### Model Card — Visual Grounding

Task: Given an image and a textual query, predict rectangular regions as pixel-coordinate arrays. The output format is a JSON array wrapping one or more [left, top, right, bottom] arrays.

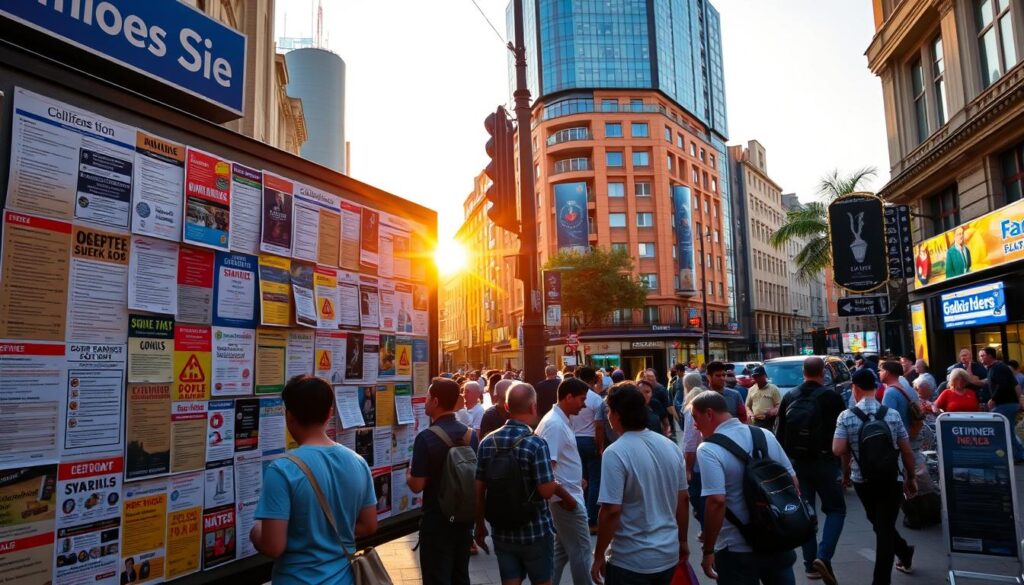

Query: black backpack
[[780, 386, 827, 460], [704, 427, 815, 553], [483, 430, 536, 529], [850, 405, 899, 483]]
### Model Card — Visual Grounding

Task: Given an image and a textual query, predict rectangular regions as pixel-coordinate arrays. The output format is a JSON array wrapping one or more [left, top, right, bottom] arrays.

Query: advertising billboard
[[842, 331, 879, 353], [910, 302, 930, 366], [940, 281, 1007, 329], [828, 193, 889, 292], [554, 182, 589, 252], [672, 185, 696, 291]]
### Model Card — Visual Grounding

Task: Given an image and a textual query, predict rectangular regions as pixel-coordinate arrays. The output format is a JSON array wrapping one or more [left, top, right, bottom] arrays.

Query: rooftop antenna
[[314, 0, 324, 49]]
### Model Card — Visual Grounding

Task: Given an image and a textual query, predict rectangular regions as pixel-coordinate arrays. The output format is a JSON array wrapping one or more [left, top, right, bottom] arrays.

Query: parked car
[[762, 355, 852, 397], [731, 362, 763, 389]]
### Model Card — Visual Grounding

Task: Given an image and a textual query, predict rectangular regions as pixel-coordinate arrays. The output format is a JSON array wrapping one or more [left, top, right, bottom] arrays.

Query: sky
[[275, 0, 890, 240]]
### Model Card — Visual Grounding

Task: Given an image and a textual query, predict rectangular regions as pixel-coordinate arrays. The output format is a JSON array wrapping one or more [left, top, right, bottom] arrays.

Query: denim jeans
[[418, 508, 472, 585], [792, 458, 846, 570], [688, 472, 705, 528], [714, 548, 796, 585], [494, 534, 554, 583], [604, 563, 675, 585], [993, 403, 1024, 461], [576, 436, 601, 525], [550, 501, 592, 585], [854, 481, 912, 585]]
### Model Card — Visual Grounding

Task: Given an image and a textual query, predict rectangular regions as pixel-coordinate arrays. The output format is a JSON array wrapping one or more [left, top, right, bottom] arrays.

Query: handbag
[[670, 560, 700, 585], [285, 455, 394, 585]]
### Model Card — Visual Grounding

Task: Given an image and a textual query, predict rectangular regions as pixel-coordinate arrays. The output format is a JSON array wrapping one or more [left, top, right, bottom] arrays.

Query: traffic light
[[484, 106, 519, 235]]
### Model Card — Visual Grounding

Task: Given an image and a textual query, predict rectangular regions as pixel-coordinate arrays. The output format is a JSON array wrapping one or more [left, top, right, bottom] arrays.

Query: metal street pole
[[777, 316, 783, 357], [511, 0, 545, 385], [698, 230, 710, 364]]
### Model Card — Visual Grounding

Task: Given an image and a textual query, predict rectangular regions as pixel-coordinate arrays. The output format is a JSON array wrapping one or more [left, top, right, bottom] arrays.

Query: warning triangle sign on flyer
[[179, 354, 206, 382], [319, 351, 332, 370], [398, 347, 410, 367], [321, 298, 335, 319]]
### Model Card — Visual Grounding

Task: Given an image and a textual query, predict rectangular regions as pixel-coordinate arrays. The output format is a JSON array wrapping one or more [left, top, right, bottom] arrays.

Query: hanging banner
[[172, 325, 211, 400], [67, 226, 129, 343], [132, 131, 185, 241], [125, 383, 172, 481], [290, 262, 318, 328], [212, 252, 258, 329], [211, 327, 255, 397], [176, 246, 215, 324], [913, 197, 1024, 289], [910, 302, 929, 369], [314, 266, 340, 330], [672, 185, 696, 291], [254, 328, 287, 395], [0, 465, 58, 584], [257, 254, 292, 327], [259, 173, 294, 257], [828, 192, 889, 293], [183, 147, 231, 251], [360, 208, 380, 272], [884, 204, 914, 280], [63, 343, 127, 458], [229, 163, 262, 256], [339, 201, 361, 271], [0, 211, 72, 341], [127, 315, 175, 383], [543, 270, 562, 327], [128, 235, 178, 316], [554, 182, 589, 252], [0, 342, 67, 467]]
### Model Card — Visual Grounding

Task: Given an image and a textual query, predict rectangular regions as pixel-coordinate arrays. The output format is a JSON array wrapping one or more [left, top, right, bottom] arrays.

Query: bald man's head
[[462, 380, 482, 407], [507, 382, 537, 416], [493, 379, 515, 405]]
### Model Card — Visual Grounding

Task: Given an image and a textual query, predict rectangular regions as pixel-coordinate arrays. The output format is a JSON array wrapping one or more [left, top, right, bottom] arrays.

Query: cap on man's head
[[752, 365, 767, 376], [852, 368, 877, 391]]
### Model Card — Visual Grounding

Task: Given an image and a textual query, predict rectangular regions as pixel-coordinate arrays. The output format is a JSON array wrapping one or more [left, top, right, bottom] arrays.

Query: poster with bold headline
[[183, 147, 231, 251]]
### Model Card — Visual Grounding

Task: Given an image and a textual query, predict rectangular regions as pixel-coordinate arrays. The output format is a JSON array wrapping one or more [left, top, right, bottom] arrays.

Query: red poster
[[202, 504, 236, 569], [183, 148, 231, 251], [176, 246, 215, 324]]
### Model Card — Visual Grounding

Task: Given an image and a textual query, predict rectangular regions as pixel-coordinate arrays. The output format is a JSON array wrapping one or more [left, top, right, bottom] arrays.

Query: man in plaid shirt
[[474, 383, 573, 585]]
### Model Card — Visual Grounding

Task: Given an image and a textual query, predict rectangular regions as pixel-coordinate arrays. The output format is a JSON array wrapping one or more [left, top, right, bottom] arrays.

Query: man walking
[[480, 378, 514, 438], [592, 383, 689, 585], [706, 361, 749, 423], [407, 378, 479, 585], [979, 347, 1024, 462], [573, 366, 606, 531], [774, 358, 846, 584], [474, 383, 570, 585], [834, 370, 917, 585], [536, 378, 592, 584], [879, 361, 912, 427], [535, 365, 562, 420], [745, 366, 781, 430]]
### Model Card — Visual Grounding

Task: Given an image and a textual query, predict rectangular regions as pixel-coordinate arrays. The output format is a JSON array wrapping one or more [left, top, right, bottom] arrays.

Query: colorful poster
[[260, 173, 294, 256], [212, 252, 258, 329], [254, 328, 287, 395], [393, 426, 413, 464], [412, 397, 429, 432], [165, 472, 203, 580], [0, 211, 72, 341], [378, 213, 410, 280], [363, 334, 381, 385], [172, 325, 211, 400], [394, 384, 413, 425], [176, 246, 215, 324], [8, 88, 134, 226], [127, 315, 174, 383], [334, 387, 366, 429], [0, 342, 67, 467], [354, 429, 374, 467], [395, 336, 413, 379], [170, 401, 207, 474], [183, 147, 231, 251], [378, 335, 397, 380], [211, 327, 255, 397], [344, 332, 365, 384], [233, 399, 260, 453], [120, 479, 167, 584], [339, 201, 361, 271], [132, 131, 185, 241], [290, 262, 318, 328], [672, 185, 697, 292], [125, 384, 171, 481], [554, 182, 589, 252], [358, 386, 377, 427], [63, 343, 127, 458], [292, 182, 341, 263], [257, 254, 292, 326], [412, 338, 430, 395], [391, 464, 417, 514], [378, 280, 396, 332], [285, 329, 315, 381], [359, 208, 380, 271], [127, 235, 178, 315], [206, 401, 236, 463], [372, 467, 392, 520], [258, 398, 286, 456], [0, 465, 58, 585], [394, 283, 414, 334], [315, 331, 347, 385], [54, 456, 123, 584], [375, 385, 395, 427], [229, 163, 262, 255], [203, 460, 235, 510], [359, 277, 380, 330], [201, 505, 236, 569], [67, 225, 129, 343], [910, 302, 930, 368], [337, 271, 361, 329], [314, 266, 340, 329], [412, 284, 429, 337]]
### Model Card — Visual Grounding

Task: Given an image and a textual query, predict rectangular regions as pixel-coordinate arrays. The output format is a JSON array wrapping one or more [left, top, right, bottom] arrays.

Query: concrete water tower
[[284, 47, 346, 174]]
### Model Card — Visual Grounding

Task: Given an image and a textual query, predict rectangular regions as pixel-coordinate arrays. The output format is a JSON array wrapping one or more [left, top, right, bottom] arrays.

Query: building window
[[611, 242, 629, 254], [911, 58, 929, 144], [642, 305, 660, 324], [640, 273, 658, 289], [1001, 141, 1024, 203], [553, 157, 590, 173], [709, 154, 716, 167], [699, 148, 706, 162], [635, 182, 651, 196], [976, 0, 1018, 87], [633, 151, 650, 167], [605, 123, 623, 138], [673, 306, 682, 323], [664, 126, 672, 142], [713, 229, 719, 243], [932, 36, 948, 126], [677, 134, 684, 148], [630, 98, 644, 112], [631, 123, 649, 138], [690, 142, 697, 157], [636, 212, 654, 227], [711, 177, 718, 192], [607, 151, 624, 167], [638, 242, 656, 257], [692, 168, 700, 183], [609, 213, 627, 228], [611, 308, 631, 324], [926, 186, 960, 235], [608, 182, 625, 197], [601, 99, 619, 112]]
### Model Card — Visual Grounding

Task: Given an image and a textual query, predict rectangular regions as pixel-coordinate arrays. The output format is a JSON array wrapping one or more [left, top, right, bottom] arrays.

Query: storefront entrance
[[952, 322, 1024, 364]]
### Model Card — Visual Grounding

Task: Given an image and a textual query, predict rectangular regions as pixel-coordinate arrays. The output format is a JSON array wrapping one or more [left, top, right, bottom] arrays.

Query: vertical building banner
[[672, 186, 696, 292], [910, 302, 929, 367], [543, 271, 562, 327], [554, 182, 589, 252]]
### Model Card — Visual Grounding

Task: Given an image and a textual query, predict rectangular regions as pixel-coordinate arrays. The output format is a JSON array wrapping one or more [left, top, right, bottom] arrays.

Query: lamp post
[[792, 309, 800, 355], [697, 227, 711, 364], [776, 315, 784, 358]]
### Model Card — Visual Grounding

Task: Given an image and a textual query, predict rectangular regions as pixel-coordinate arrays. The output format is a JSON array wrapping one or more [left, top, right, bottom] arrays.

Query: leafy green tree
[[770, 167, 877, 280], [544, 248, 648, 328]]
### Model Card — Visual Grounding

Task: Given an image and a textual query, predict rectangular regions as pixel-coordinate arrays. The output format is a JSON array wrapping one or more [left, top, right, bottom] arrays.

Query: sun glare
[[435, 239, 468, 276]]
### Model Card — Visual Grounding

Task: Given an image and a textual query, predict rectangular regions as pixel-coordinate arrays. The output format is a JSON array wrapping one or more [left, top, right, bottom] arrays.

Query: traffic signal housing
[[484, 106, 519, 235]]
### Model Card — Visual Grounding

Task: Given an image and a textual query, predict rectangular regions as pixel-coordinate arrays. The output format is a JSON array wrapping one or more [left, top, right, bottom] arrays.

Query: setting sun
[[435, 238, 468, 277]]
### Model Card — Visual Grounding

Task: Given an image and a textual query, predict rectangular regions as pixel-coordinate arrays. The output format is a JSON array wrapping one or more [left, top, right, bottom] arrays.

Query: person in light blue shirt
[[879, 361, 911, 427], [252, 375, 378, 585]]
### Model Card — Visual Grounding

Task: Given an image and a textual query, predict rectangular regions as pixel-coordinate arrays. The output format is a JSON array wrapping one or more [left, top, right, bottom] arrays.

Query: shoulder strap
[[749, 426, 768, 459], [850, 406, 869, 423], [284, 454, 354, 560], [429, 425, 454, 448], [462, 428, 473, 446], [703, 433, 750, 464], [877, 405, 888, 419]]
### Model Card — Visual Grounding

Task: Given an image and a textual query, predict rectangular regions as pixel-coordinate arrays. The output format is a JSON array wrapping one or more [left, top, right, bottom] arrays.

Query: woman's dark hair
[[558, 377, 590, 400], [429, 377, 461, 411], [282, 375, 334, 426], [606, 382, 647, 431]]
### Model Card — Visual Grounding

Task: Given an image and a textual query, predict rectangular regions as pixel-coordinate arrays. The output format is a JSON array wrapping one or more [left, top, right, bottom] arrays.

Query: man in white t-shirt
[[592, 382, 689, 584], [455, 381, 485, 435], [572, 366, 606, 530], [537, 377, 591, 585]]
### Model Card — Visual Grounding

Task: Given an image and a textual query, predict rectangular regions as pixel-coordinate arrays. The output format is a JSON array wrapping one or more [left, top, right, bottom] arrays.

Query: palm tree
[[770, 167, 877, 280]]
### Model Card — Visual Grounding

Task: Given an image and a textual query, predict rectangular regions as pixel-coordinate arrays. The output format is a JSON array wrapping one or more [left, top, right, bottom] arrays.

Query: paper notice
[[292, 182, 338, 262], [211, 326, 255, 396], [334, 386, 366, 429], [8, 88, 134, 228], [258, 398, 286, 456], [120, 479, 168, 584], [176, 246, 214, 324], [170, 401, 207, 474], [63, 343, 127, 458], [337, 429, 356, 451], [165, 471, 203, 580], [396, 336, 413, 380], [0, 211, 72, 341], [212, 252, 258, 328], [55, 456, 123, 530], [394, 383, 414, 425], [378, 334, 397, 380], [392, 232, 412, 281], [128, 235, 178, 315], [363, 334, 380, 385], [314, 266, 340, 329], [339, 201, 361, 271], [288, 198, 316, 261], [358, 386, 377, 427], [359, 277, 380, 330], [359, 208, 380, 272], [257, 254, 292, 327], [343, 332, 365, 383], [412, 284, 429, 337], [183, 147, 231, 251], [54, 518, 123, 584], [337, 270, 361, 329], [314, 330, 346, 385], [202, 504, 236, 569], [233, 451, 262, 560], [373, 466, 392, 519], [412, 338, 430, 395], [229, 163, 262, 255], [260, 173, 293, 256], [0, 465, 58, 584], [290, 262, 317, 328], [127, 315, 174, 383], [285, 329, 314, 381], [172, 325, 211, 400], [354, 429, 374, 467], [233, 398, 260, 452], [319, 210, 341, 267], [373, 428, 393, 470], [378, 230, 394, 279], [125, 383, 171, 481], [412, 397, 429, 432], [133, 131, 185, 241], [67, 225, 129, 343], [391, 464, 417, 514], [206, 400, 236, 463], [203, 460, 234, 513], [375, 384, 395, 427], [254, 328, 287, 395], [379, 280, 396, 332], [394, 283, 414, 334], [0, 341, 67, 467], [393, 426, 413, 465]]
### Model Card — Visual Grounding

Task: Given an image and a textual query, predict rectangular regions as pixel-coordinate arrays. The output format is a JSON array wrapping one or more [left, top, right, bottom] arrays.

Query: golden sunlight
[[434, 238, 468, 276]]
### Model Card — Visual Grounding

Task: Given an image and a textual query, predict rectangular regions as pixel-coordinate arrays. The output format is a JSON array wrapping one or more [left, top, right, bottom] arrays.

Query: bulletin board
[[0, 41, 436, 585]]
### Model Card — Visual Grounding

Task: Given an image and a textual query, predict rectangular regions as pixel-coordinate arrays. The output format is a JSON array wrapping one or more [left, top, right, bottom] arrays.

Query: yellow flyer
[[376, 384, 395, 427], [172, 325, 211, 400], [258, 254, 292, 326], [395, 336, 413, 378], [255, 328, 287, 395], [165, 471, 203, 579], [121, 479, 168, 584]]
